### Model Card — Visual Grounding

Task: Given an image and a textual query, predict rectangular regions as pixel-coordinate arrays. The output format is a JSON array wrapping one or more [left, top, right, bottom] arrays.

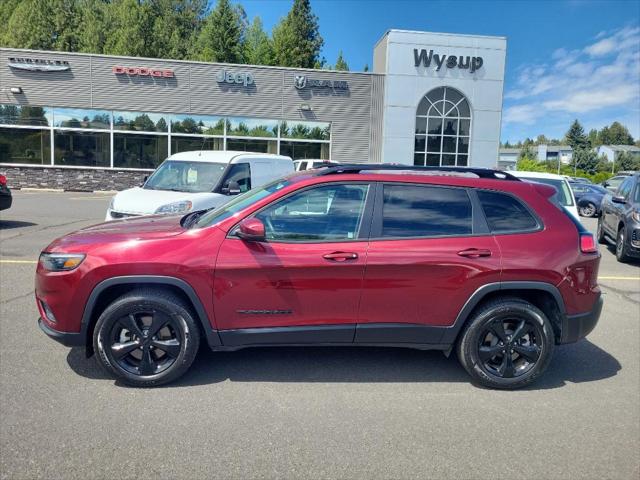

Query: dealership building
[[0, 29, 506, 191]]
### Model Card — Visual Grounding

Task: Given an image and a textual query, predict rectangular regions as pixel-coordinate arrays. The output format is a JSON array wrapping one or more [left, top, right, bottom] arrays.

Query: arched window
[[414, 87, 471, 167]]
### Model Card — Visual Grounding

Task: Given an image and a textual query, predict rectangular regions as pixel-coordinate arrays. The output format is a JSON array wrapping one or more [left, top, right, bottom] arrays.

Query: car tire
[[456, 297, 555, 390], [579, 202, 597, 218], [596, 216, 607, 245], [93, 288, 200, 387], [615, 227, 631, 263]]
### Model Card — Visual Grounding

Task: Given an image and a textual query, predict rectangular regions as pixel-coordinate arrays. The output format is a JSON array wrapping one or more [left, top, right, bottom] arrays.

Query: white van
[[511, 171, 580, 221], [105, 151, 293, 221], [293, 159, 339, 171]]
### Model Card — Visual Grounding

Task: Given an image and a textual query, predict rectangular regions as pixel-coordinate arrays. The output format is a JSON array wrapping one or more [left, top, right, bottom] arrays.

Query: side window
[[381, 184, 472, 238], [222, 163, 251, 193], [572, 185, 586, 194], [477, 190, 539, 233], [617, 177, 633, 199], [255, 184, 369, 241]]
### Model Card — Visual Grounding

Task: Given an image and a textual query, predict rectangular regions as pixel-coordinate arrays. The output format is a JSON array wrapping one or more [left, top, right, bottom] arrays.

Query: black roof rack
[[315, 164, 521, 181]]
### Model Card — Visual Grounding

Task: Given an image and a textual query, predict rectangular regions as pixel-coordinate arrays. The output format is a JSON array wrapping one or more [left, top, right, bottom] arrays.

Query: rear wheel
[[579, 202, 597, 218], [616, 227, 631, 263], [93, 289, 200, 387], [457, 298, 555, 389]]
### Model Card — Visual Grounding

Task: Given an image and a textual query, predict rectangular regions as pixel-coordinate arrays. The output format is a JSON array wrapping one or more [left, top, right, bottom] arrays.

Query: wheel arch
[[81, 276, 221, 356], [441, 281, 566, 345]]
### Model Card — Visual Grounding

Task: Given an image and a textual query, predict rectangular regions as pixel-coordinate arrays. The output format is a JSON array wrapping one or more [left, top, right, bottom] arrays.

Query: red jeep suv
[[36, 165, 603, 389]]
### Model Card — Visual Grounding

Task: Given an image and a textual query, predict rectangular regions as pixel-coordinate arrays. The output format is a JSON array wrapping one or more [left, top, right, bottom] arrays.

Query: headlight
[[632, 211, 640, 223], [155, 200, 193, 214], [39, 253, 86, 271]]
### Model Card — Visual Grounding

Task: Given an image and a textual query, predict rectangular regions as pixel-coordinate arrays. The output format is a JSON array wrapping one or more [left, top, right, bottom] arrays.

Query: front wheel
[[93, 289, 200, 387], [456, 298, 555, 389], [596, 216, 607, 244], [579, 202, 597, 218]]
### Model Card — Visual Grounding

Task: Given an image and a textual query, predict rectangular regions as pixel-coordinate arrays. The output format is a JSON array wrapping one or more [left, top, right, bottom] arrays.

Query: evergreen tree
[[103, 0, 155, 57], [151, 0, 207, 60], [192, 0, 244, 63], [334, 50, 348, 71], [588, 128, 600, 148], [518, 141, 535, 161], [51, 0, 80, 51], [77, 0, 111, 54], [243, 16, 274, 65], [616, 151, 640, 171], [363, 64, 369, 72], [572, 149, 599, 174], [3, 0, 56, 50], [607, 121, 634, 145], [565, 120, 590, 151], [272, 0, 323, 68]]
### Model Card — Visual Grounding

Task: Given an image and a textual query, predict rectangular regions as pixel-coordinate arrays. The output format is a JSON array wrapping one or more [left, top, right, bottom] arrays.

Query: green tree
[[572, 148, 599, 174], [616, 151, 640, 171], [150, 0, 206, 60], [103, 0, 155, 57], [243, 16, 274, 65], [272, 0, 323, 68], [3, 0, 56, 50], [565, 120, 590, 151], [518, 141, 536, 161], [51, 0, 80, 51], [588, 128, 600, 148], [192, 0, 244, 63], [607, 121, 634, 145], [76, 0, 111, 54], [334, 50, 349, 71], [363, 63, 369, 72]]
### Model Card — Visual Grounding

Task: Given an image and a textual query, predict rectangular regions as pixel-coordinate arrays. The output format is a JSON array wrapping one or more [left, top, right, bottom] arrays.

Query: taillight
[[0, 174, 6, 185], [580, 233, 598, 254]]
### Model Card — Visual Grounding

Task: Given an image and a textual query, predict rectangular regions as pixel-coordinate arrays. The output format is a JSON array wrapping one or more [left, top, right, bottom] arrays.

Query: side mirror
[[222, 180, 241, 195], [602, 181, 609, 187], [235, 217, 265, 242], [140, 175, 149, 187], [611, 195, 626, 204]]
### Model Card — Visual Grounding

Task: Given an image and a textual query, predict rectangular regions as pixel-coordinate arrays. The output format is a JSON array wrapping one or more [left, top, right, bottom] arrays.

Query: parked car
[[570, 183, 608, 217], [511, 171, 580, 221], [293, 159, 339, 171], [597, 172, 640, 262], [570, 176, 592, 184], [105, 151, 294, 221], [601, 173, 632, 193], [0, 174, 12, 211], [37, 165, 602, 390]]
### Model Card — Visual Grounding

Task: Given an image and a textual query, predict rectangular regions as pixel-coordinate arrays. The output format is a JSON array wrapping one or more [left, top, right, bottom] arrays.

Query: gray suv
[[598, 173, 640, 262]]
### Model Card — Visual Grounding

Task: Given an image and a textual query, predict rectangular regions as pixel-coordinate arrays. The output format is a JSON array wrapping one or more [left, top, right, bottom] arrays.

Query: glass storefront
[[0, 104, 331, 169], [0, 128, 50, 164]]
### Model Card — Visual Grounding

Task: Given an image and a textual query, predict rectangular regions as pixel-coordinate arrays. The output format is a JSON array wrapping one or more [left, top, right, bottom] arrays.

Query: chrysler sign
[[8, 57, 70, 72], [414, 49, 484, 73]]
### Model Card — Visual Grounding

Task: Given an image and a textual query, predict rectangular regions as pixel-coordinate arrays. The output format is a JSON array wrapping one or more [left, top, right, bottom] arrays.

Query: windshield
[[523, 177, 574, 206], [144, 160, 227, 193], [194, 178, 291, 228], [634, 182, 640, 203], [589, 185, 608, 195]]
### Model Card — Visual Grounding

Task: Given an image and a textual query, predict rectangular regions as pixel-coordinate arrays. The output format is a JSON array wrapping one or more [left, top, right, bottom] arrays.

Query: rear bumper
[[559, 294, 603, 344], [38, 317, 84, 347], [0, 193, 12, 211]]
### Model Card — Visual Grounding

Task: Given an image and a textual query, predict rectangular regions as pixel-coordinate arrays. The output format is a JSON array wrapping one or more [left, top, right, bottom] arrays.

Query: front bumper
[[559, 294, 603, 344], [38, 317, 84, 347]]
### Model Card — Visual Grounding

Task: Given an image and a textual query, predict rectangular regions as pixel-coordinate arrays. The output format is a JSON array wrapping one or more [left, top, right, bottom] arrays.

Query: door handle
[[457, 248, 492, 258], [323, 252, 358, 262]]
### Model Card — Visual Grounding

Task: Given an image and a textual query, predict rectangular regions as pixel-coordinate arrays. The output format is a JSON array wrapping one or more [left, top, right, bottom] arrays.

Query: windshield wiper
[[181, 207, 216, 229]]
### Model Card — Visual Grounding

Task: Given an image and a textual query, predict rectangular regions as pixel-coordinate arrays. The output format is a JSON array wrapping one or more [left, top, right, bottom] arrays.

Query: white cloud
[[503, 25, 640, 128]]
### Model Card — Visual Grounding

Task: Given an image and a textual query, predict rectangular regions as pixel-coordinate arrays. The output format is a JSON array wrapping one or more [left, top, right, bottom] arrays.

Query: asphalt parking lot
[[1, 190, 639, 480]]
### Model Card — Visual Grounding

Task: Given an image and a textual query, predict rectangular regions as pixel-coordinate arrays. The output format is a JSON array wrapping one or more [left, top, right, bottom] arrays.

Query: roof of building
[[167, 150, 292, 163], [599, 145, 640, 152], [499, 148, 521, 154]]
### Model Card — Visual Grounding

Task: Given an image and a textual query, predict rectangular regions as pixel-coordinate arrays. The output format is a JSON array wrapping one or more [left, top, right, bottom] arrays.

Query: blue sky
[[241, 0, 640, 143]]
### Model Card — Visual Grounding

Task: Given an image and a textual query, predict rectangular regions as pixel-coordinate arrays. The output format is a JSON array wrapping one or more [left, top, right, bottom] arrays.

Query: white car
[[511, 171, 580, 221], [293, 159, 339, 171], [106, 151, 293, 221]]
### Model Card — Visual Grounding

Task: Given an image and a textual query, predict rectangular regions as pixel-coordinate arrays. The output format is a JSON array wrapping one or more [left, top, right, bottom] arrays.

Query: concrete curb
[[18, 187, 64, 193], [16, 187, 116, 194]]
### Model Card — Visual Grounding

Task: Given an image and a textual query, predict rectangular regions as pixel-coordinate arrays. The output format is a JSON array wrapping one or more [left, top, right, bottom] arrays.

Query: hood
[[46, 214, 186, 252], [111, 187, 227, 215]]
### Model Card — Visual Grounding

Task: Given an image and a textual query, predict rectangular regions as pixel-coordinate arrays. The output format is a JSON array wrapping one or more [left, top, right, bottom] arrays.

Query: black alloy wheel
[[94, 289, 200, 387], [616, 228, 631, 262], [477, 316, 542, 379], [456, 297, 554, 389], [108, 310, 182, 376]]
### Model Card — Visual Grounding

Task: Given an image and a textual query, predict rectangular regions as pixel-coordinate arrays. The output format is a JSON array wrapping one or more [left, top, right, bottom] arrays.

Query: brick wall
[[0, 165, 151, 192]]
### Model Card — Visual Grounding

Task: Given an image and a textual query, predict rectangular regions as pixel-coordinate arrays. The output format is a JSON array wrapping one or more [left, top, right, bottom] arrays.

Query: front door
[[213, 182, 373, 344]]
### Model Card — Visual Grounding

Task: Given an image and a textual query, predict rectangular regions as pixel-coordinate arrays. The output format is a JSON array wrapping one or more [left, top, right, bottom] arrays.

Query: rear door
[[603, 177, 633, 234], [356, 183, 501, 343]]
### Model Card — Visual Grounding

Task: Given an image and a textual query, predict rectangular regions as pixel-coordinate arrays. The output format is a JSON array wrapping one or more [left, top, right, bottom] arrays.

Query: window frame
[[368, 182, 483, 241], [228, 181, 375, 244], [214, 162, 252, 194]]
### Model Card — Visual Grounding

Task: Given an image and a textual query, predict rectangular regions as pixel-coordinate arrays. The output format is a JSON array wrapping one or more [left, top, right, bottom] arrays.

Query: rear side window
[[477, 190, 539, 233], [381, 184, 472, 238]]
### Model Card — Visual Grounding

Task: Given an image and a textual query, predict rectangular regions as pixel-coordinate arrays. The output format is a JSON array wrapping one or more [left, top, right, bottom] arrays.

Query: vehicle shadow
[[66, 339, 621, 390], [605, 245, 640, 266], [0, 220, 37, 230]]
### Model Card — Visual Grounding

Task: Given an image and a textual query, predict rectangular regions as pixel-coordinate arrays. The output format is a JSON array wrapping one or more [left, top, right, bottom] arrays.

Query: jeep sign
[[216, 69, 254, 87], [414, 49, 484, 73]]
